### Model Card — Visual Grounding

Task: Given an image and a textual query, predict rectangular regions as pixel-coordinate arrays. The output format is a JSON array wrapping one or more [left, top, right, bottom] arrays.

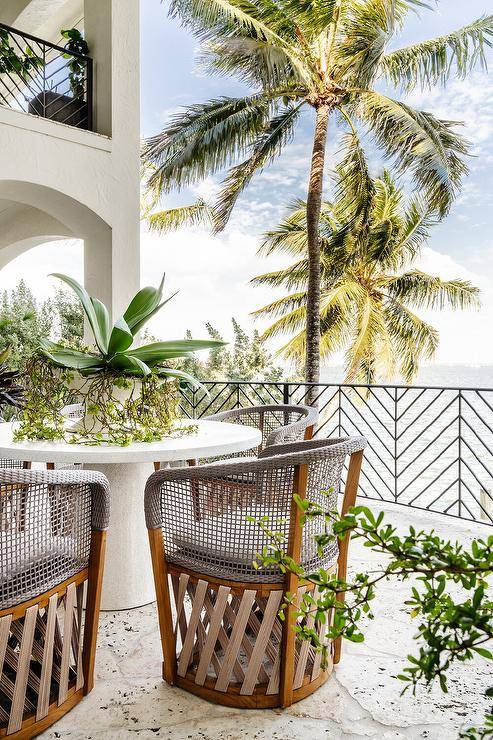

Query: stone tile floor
[[42, 502, 492, 739]]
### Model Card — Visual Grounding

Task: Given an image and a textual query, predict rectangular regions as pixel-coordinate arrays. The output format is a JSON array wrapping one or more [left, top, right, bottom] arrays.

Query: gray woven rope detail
[[0, 468, 110, 530], [144, 436, 366, 583], [0, 468, 110, 609], [0, 459, 25, 469], [204, 404, 318, 460]]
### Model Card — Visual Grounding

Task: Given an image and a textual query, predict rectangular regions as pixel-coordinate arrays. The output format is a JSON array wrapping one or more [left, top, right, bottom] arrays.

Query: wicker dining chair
[[0, 468, 110, 738], [153, 404, 318, 471], [145, 436, 366, 709]]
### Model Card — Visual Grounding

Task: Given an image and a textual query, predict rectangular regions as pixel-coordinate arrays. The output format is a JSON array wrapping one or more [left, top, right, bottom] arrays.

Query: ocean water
[[321, 364, 493, 389]]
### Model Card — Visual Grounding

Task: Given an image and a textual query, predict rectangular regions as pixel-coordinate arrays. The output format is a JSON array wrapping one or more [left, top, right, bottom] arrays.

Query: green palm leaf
[[144, 95, 275, 193], [355, 90, 469, 216], [148, 200, 214, 233], [382, 15, 493, 91], [213, 102, 304, 230]]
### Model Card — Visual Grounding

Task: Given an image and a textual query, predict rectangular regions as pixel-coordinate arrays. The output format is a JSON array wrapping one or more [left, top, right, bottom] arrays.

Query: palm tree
[[252, 171, 480, 384], [143, 0, 492, 401]]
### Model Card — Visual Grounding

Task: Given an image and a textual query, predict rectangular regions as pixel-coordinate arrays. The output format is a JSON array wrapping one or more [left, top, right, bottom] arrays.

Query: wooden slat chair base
[[161, 567, 335, 709], [145, 437, 367, 710], [0, 470, 109, 739]]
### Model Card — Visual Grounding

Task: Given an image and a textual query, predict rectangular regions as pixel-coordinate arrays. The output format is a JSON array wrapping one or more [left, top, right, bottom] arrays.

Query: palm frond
[[147, 200, 214, 233], [213, 102, 304, 231], [344, 294, 392, 384], [199, 37, 308, 88], [336, 0, 395, 87], [251, 259, 309, 291], [252, 292, 306, 322], [384, 299, 439, 381], [280, 0, 338, 38], [143, 95, 275, 193], [382, 15, 493, 91], [355, 90, 469, 216], [258, 303, 307, 341], [168, 0, 308, 77], [333, 126, 375, 236], [390, 195, 437, 262], [385, 270, 481, 310]]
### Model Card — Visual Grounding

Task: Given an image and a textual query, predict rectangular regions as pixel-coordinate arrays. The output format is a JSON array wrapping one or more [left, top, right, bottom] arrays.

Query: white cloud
[[1, 233, 492, 368]]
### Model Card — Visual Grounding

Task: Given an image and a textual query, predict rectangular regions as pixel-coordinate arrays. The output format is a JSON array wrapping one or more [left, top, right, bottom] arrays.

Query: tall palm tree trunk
[[305, 103, 330, 406]]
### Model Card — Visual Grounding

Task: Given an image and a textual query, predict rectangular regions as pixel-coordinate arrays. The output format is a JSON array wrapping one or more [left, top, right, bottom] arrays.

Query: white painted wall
[[0, 0, 141, 320]]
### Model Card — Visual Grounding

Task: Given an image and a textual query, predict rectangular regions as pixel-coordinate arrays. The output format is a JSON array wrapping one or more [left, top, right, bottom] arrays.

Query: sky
[[2, 0, 493, 373]]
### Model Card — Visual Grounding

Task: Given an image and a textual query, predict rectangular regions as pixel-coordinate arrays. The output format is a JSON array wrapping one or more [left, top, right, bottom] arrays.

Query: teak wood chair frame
[[0, 469, 109, 739], [145, 436, 366, 709]]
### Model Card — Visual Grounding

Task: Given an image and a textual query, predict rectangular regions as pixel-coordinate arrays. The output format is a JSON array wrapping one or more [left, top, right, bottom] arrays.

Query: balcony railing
[[0, 22, 92, 130], [180, 380, 493, 526]]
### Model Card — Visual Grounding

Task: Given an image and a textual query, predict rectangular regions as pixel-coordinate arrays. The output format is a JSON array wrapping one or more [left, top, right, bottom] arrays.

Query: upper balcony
[[0, 21, 92, 131]]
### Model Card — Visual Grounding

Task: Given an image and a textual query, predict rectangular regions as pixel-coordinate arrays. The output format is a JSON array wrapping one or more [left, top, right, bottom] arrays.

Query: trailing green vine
[[15, 355, 196, 446]]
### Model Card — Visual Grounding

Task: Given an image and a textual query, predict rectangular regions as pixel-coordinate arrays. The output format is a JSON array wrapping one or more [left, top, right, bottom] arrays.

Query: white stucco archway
[[0, 180, 117, 315]]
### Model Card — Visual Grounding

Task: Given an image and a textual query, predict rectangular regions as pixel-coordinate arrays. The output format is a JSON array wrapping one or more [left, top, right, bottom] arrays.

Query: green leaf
[[156, 367, 208, 392], [108, 353, 152, 376], [51, 274, 108, 353], [127, 339, 225, 364], [90, 297, 110, 352], [39, 339, 103, 370], [107, 317, 134, 357], [123, 274, 166, 334]]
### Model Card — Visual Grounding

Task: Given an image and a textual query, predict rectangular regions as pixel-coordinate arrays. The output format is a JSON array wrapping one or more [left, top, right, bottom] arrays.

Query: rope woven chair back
[[0, 460, 24, 469], [0, 468, 109, 609], [145, 437, 366, 584], [205, 404, 318, 457]]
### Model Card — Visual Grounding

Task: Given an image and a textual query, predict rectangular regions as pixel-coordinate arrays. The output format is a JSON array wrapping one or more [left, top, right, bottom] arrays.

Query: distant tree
[[181, 319, 283, 382], [0, 281, 52, 368], [180, 319, 284, 416], [52, 287, 84, 346], [252, 171, 480, 384], [0, 281, 83, 368]]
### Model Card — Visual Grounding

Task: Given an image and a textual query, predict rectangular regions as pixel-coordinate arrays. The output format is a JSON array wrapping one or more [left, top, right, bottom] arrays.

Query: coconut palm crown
[[40, 274, 224, 387], [142, 0, 492, 399], [252, 171, 480, 384]]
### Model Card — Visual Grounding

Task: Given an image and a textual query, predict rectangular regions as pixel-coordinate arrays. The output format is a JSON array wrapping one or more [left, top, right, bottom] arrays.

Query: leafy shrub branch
[[253, 500, 493, 737]]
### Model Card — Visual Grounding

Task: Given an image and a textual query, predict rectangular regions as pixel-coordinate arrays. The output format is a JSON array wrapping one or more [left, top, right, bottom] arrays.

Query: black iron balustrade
[[180, 380, 493, 526], [0, 23, 92, 130]]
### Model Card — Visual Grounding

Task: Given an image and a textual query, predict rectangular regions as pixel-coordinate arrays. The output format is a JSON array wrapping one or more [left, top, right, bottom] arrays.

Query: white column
[[84, 0, 141, 320]]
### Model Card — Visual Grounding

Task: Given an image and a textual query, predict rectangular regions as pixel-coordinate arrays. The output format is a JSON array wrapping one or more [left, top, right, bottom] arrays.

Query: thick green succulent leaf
[[107, 317, 134, 357], [129, 294, 178, 337], [108, 353, 152, 376], [157, 367, 208, 392], [123, 274, 166, 334], [127, 339, 225, 364], [51, 274, 108, 353], [39, 339, 103, 370], [90, 297, 110, 352]]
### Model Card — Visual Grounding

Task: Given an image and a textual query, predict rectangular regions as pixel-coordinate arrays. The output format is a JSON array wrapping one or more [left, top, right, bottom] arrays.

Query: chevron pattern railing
[[180, 381, 493, 525]]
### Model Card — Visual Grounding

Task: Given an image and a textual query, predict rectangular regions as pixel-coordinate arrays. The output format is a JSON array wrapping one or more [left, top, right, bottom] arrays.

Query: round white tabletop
[[0, 419, 261, 464], [0, 420, 261, 611]]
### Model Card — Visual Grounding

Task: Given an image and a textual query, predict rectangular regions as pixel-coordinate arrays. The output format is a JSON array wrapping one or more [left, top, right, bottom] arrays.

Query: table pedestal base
[[88, 462, 156, 610]]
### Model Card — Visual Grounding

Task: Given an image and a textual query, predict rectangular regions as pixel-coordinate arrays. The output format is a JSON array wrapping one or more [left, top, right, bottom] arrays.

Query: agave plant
[[0, 347, 24, 411], [39, 274, 224, 388]]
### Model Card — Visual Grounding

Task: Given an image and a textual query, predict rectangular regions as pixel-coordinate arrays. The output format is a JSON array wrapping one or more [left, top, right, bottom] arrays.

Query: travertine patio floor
[[41, 502, 492, 739]]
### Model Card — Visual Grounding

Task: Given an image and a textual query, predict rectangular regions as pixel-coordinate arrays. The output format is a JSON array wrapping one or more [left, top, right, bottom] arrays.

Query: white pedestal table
[[0, 419, 262, 610]]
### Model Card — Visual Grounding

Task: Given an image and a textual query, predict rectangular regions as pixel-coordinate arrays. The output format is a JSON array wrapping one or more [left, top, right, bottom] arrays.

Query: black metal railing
[[180, 380, 493, 525], [0, 23, 92, 130]]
